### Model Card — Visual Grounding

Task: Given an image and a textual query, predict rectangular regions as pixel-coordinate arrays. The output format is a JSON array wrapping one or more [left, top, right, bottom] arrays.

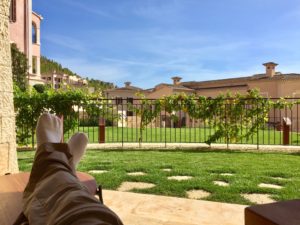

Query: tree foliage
[[14, 86, 89, 147], [11, 43, 28, 91], [86, 78, 115, 93], [41, 56, 115, 92], [41, 56, 80, 77]]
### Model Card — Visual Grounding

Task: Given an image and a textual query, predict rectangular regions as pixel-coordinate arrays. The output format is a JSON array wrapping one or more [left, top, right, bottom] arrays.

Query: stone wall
[[0, 0, 19, 175]]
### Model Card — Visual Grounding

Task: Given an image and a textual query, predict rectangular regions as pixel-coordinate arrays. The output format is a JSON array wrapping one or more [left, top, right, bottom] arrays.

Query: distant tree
[[41, 56, 80, 77], [40, 56, 116, 91], [11, 43, 28, 91], [87, 78, 115, 93]]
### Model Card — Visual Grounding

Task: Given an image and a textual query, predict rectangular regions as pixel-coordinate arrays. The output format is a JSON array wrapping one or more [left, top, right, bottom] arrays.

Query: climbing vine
[[14, 86, 299, 148], [14, 86, 89, 147], [133, 90, 298, 147]]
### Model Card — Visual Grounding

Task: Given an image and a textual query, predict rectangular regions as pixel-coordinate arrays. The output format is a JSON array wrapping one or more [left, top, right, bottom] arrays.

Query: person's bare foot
[[68, 132, 88, 168], [36, 113, 63, 148]]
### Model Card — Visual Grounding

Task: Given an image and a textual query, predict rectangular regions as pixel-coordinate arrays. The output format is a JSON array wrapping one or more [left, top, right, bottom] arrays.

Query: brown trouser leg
[[23, 143, 123, 225]]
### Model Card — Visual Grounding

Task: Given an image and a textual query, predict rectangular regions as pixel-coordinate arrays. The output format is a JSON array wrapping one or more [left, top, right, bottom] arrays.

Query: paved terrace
[[103, 190, 246, 225], [87, 142, 300, 153]]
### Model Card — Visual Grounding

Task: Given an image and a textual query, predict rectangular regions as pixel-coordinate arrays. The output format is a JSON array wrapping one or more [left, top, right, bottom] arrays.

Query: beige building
[[105, 63, 300, 129], [182, 62, 300, 98], [9, 1, 89, 89], [145, 77, 195, 98], [107, 62, 300, 99], [42, 72, 88, 89], [9, 0, 43, 85], [105, 82, 143, 127]]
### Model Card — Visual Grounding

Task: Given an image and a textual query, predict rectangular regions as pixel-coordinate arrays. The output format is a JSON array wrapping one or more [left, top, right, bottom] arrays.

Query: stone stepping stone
[[186, 190, 211, 200], [242, 194, 275, 204], [213, 181, 229, 187], [258, 183, 283, 189], [88, 170, 108, 174], [127, 172, 146, 176], [167, 176, 193, 181], [220, 173, 234, 176], [271, 177, 289, 181], [117, 182, 156, 192], [162, 168, 172, 172]]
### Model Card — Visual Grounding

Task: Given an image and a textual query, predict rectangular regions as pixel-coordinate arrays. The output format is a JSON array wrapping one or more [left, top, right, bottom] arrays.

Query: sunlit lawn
[[18, 149, 300, 205], [64, 126, 300, 145]]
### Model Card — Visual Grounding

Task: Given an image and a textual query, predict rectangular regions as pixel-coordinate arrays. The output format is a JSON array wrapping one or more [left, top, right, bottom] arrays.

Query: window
[[126, 98, 134, 116], [127, 98, 133, 104], [116, 97, 122, 105], [9, 0, 16, 22], [32, 56, 37, 74], [32, 22, 37, 44]]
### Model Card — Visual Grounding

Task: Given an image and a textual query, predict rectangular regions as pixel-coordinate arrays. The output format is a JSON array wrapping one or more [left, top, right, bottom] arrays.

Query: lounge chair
[[0, 172, 100, 225]]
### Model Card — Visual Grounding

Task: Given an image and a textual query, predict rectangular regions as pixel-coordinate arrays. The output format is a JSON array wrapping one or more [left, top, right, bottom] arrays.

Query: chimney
[[263, 62, 278, 78], [171, 76, 182, 86], [124, 81, 131, 87]]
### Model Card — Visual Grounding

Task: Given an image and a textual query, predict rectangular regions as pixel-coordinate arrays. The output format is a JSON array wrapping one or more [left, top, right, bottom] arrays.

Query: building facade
[[106, 63, 300, 129], [42, 72, 88, 89], [9, 0, 43, 85]]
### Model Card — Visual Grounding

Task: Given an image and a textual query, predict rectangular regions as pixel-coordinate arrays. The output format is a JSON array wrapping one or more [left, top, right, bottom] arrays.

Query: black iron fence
[[17, 97, 300, 147]]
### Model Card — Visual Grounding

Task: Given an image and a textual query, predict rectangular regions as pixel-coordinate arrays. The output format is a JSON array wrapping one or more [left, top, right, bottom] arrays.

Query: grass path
[[18, 149, 300, 205]]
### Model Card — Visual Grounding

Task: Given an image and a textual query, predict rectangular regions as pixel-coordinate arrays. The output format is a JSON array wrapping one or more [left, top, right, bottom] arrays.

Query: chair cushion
[[245, 199, 300, 225], [0, 172, 97, 225]]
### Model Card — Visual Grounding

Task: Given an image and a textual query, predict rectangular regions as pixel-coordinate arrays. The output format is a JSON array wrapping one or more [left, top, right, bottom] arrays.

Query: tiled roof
[[181, 73, 300, 89], [151, 83, 194, 92], [106, 86, 143, 92]]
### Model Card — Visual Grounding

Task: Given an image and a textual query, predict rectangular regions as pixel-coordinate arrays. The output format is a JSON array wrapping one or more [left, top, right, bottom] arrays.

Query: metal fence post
[[283, 117, 291, 145]]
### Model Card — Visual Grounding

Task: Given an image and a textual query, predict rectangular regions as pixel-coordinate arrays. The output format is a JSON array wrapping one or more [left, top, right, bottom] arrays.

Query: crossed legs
[[23, 113, 123, 225]]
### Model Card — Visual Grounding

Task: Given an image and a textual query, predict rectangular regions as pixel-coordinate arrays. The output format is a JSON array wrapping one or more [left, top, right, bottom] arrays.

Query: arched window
[[9, 0, 17, 22], [32, 22, 37, 44]]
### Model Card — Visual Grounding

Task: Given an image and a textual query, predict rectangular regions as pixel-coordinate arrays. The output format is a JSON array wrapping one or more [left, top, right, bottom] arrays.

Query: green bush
[[33, 84, 47, 93], [11, 43, 28, 91], [14, 86, 89, 147]]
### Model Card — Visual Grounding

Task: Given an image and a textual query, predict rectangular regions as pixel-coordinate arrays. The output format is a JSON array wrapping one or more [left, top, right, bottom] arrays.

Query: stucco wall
[[146, 86, 174, 99], [248, 80, 278, 98], [0, 0, 19, 175], [196, 86, 248, 98], [8, 0, 26, 52]]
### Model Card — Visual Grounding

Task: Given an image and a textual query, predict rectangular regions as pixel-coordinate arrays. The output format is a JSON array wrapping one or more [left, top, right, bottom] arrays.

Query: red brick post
[[98, 118, 106, 143]]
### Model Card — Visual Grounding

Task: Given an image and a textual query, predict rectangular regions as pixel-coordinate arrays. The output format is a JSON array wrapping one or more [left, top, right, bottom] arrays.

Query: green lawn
[[18, 149, 300, 205], [64, 126, 300, 146]]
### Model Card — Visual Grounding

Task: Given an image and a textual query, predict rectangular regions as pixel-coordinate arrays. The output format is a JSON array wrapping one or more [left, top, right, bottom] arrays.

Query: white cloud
[[61, 0, 112, 18], [43, 34, 86, 52]]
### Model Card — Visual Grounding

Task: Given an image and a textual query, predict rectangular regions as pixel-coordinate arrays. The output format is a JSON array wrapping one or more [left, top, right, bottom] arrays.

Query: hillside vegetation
[[41, 56, 114, 90]]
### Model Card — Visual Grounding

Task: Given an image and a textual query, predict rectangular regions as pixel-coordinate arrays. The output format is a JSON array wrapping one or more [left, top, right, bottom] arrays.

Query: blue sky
[[33, 0, 300, 88]]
